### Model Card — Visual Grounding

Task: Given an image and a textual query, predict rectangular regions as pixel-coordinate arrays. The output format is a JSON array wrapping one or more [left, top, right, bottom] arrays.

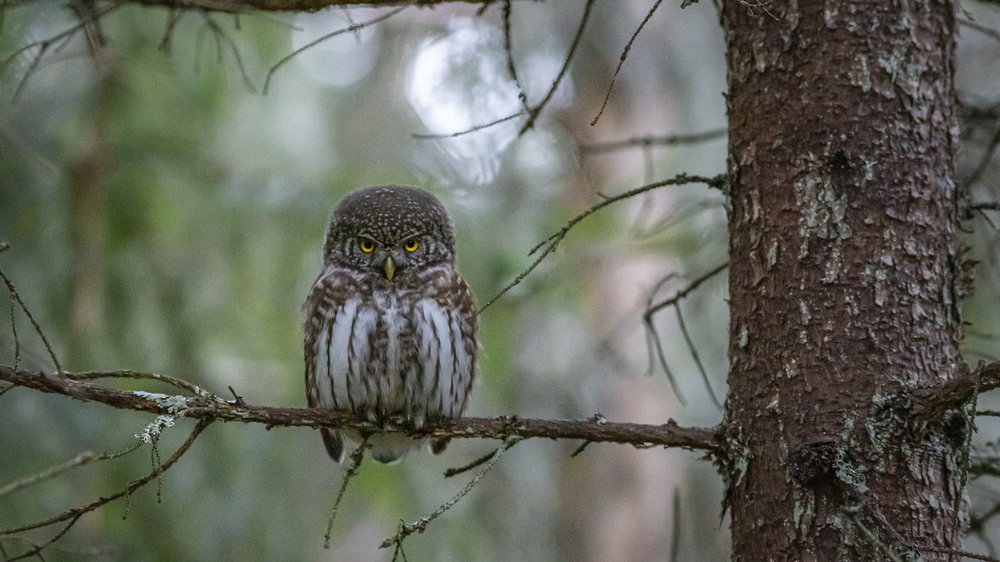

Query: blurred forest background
[[1, 1, 999, 560]]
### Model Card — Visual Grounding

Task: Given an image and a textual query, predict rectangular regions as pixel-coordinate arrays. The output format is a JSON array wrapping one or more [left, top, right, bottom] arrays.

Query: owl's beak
[[383, 256, 396, 281]]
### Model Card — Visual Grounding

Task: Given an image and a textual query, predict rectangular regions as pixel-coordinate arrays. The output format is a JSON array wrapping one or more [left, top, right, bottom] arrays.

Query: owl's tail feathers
[[321, 428, 346, 463], [430, 437, 450, 455]]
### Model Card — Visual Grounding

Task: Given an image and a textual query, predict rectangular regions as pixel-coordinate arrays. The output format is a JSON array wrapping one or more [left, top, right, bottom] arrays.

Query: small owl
[[304, 186, 477, 463]]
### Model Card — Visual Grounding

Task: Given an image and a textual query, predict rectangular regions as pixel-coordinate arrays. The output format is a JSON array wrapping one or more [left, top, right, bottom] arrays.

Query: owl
[[304, 186, 478, 464]]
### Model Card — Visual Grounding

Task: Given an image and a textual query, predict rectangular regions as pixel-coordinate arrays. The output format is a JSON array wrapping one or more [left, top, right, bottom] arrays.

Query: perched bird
[[304, 186, 478, 463]]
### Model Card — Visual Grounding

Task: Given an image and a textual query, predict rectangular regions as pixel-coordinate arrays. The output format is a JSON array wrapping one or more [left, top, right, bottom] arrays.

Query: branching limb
[[517, 0, 594, 134], [200, 12, 257, 92], [579, 129, 727, 155], [962, 126, 1000, 191], [642, 263, 728, 404], [0, 442, 143, 498], [501, 0, 529, 113], [263, 6, 408, 94], [0, 418, 211, 541], [674, 302, 722, 408], [919, 546, 1000, 562], [970, 202, 1000, 214], [411, 112, 526, 140], [379, 436, 521, 551], [0, 365, 720, 451], [478, 173, 726, 313], [413, 0, 595, 140], [910, 361, 1000, 421], [0, 268, 63, 374], [323, 439, 367, 548], [590, 0, 664, 126], [0, 3, 123, 101], [959, 18, 1000, 43]]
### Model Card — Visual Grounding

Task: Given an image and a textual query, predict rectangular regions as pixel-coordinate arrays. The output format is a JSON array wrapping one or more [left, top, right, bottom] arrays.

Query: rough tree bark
[[723, 1, 963, 560]]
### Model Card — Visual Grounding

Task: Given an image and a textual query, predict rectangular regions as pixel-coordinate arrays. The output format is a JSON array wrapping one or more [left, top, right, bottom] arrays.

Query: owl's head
[[323, 186, 457, 281]]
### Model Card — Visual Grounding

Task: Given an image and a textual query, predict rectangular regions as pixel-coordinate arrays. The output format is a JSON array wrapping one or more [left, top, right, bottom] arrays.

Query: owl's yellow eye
[[403, 238, 420, 252], [359, 239, 375, 253]]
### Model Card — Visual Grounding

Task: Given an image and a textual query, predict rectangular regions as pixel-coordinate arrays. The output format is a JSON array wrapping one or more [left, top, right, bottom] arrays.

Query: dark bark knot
[[788, 439, 839, 487], [788, 439, 866, 493], [827, 149, 867, 195]]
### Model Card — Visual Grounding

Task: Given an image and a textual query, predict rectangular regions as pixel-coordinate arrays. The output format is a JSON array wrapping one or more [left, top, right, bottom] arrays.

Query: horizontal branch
[[579, 129, 727, 155], [0, 365, 719, 452], [910, 361, 1000, 421]]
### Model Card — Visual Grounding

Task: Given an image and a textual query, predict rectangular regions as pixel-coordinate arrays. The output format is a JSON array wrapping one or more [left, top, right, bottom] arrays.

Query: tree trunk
[[722, 2, 963, 560]]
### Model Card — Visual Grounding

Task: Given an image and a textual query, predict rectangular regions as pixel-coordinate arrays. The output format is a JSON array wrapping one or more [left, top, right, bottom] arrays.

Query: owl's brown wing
[[418, 269, 478, 456], [304, 270, 358, 464]]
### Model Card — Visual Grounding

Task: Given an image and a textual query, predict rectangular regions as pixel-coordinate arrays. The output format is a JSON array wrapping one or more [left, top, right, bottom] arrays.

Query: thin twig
[[643, 264, 727, 404], [323, 439, 367, 548], [961, 126, 1000, 191], [0, 268, 63, 374], [920, 546, 1000, 562], [0, 442, 143, 497], [590, 0, 664, 126], [674, 302, 722, 408], [643, 272, 679, 375], [960, 18, 1000, 43], [0, 536, 113, 559], [478, 173, 726, 314], [379, 436, 521, 550], [201, 13, 256, 92], [669, 486, 682, 562], [518, 0, 595, 134], [644, 262, 729, 318], [263, 6, 407, 94], [579, 129, 727, 155], [69, 0, 107, 70], [646, 307, 687, 405], [0, 418, 211, 537], [970, 202, 1000, 213], [1, 3, 122, 101], [158, 9, 184, 52], [66, 370, 214, 397], [411, 111, 526, 140], [501, 0, 529, 112], [9, 287, 20, 372], [443, 449, 497, 478], [4, 514, 85, 562]]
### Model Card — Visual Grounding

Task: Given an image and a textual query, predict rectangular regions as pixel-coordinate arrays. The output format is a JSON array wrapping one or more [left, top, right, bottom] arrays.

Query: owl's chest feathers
[[309, 265, 473, 421], [368, 288, 415, 380]]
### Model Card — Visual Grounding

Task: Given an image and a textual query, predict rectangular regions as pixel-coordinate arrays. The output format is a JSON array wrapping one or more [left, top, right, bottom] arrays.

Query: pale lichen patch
[[784, 358, 799, 379], [794, 169, 852, 282], [862, 263, 890, 307], [133, 391, 189, 414], [799, 301, 812, 324], [847, 54, 872, 93]]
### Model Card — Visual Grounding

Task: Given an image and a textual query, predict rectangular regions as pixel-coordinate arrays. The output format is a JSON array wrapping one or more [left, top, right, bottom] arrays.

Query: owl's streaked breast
[[308, 273, 475, 423]]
